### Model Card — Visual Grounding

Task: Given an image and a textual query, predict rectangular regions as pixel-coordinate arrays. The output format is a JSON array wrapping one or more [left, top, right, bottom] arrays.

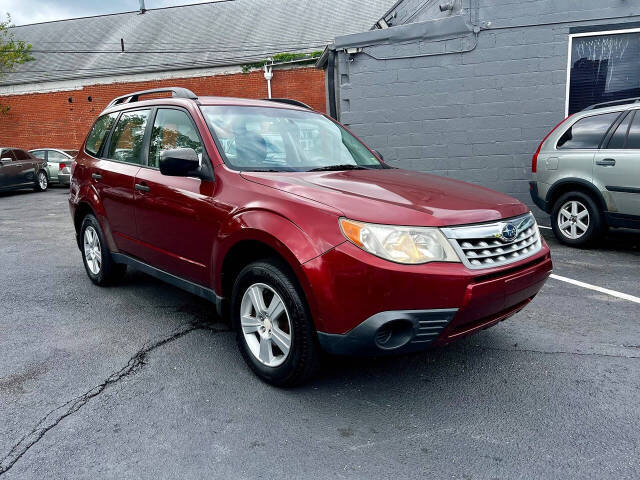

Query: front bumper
[[305, 239, 552, 356]]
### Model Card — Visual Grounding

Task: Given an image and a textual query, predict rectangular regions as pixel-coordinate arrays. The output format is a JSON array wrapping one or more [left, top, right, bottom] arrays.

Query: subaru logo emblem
[[500, 223, 518, 242]]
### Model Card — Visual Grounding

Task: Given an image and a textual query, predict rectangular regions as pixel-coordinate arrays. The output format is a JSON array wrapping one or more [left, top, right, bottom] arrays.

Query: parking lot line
[[550, 274, 640, 304]]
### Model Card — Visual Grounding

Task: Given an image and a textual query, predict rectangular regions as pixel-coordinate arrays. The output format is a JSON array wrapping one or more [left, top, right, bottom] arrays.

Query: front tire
[[231, 259, 320, 386], [80, 214, 127, 285], [551, 191, 603, 247], [34, 170, 48, 192]]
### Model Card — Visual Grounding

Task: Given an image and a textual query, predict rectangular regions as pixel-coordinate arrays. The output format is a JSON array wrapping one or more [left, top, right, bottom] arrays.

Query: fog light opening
[[374, 320, 413, 350]]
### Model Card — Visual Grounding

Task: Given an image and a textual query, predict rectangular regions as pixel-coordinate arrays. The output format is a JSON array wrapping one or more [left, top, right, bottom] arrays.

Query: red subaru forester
[[69, 87, 552, 386]]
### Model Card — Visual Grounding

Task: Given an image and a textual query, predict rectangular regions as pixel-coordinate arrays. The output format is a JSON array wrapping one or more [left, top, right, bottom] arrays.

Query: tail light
[[59, 163, 66, 170], [532, 115, 572, 173]]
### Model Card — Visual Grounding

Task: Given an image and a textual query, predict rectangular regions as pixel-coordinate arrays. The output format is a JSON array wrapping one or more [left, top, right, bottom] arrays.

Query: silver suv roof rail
[[264, 98, 312, 110], [107, 87, 198, 108], [583, 97, 640, 111]]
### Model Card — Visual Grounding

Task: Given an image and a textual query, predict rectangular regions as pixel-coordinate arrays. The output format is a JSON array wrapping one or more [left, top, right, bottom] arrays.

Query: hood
[[240, 168, 529, 227]]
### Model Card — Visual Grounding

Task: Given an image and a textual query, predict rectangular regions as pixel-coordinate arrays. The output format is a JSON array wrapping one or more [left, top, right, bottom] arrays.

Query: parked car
[[0, 147, 49, 193], [70, 87, 552, 386], [29, 149, 77, 186], [531, 98, 640, 246]]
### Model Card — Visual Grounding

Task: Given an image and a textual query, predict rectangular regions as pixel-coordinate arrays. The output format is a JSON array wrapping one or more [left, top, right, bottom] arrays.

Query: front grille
[[441, 213, 542, 270]]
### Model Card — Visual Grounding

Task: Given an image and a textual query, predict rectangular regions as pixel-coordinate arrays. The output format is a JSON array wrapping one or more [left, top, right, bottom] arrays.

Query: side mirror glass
[[159, 148, 200, 177]]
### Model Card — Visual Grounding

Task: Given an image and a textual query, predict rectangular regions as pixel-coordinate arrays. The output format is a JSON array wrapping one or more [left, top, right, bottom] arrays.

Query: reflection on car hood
[[240, 168, 529, 226]]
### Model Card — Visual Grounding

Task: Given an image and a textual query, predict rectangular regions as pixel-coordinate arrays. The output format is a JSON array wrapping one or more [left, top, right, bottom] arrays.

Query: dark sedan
[[0, 148, 49, 193]]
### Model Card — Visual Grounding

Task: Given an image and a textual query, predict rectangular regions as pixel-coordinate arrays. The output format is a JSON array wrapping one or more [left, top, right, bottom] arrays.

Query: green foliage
[[1, 13, 35, 114], [242, 51, 323, 73]]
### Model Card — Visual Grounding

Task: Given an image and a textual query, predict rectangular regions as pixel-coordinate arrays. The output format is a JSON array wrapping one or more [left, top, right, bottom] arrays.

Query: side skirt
[[111, 252, 223, 314]]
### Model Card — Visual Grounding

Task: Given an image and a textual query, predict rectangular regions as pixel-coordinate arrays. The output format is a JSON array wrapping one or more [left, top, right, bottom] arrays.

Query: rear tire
[[34, 170, 48, 192], [551, 191, 603, 247], [231, 259, 320, 386], [80, 214, 127, 286]]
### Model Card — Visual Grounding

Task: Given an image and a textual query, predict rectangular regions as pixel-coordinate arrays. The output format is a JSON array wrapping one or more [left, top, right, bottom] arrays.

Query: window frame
[[143, 106, 209, 171], [565, 27, 640, 116]]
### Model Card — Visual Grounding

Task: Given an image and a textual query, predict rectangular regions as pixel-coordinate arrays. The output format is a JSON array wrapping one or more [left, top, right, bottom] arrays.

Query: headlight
[[339, 218, 461, 264]]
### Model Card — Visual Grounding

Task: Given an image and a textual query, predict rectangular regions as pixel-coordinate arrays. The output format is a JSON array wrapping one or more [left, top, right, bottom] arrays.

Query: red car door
[[91, 109, 150, 256], [133, 107, 218, 286]]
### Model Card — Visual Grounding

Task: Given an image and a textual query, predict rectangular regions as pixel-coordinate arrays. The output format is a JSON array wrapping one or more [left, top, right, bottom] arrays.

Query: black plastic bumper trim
[[317, 308, 458, 356], [529, 181, 548, 212]]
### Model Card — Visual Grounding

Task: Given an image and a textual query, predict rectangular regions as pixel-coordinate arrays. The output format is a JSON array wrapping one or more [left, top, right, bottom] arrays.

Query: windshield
[[201, 106, 383, 171]]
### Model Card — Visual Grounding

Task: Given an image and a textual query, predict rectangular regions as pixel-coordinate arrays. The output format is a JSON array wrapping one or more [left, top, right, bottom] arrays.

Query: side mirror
[[159, 148, 200, 177], [373, 149, 384, 161]]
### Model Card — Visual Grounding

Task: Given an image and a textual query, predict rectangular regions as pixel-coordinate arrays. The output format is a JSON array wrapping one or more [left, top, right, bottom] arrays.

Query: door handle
[[135, 183, 150, 192], [596, 158, 616, 166], [91, 173, 102, 180]]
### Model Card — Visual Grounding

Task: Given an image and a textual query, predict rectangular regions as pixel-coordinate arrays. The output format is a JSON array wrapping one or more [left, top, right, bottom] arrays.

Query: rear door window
[[557, 112, 620, 149], [12, 149, 30, 160], [85, 113, 118, 157], [105, 110, 150, 165]]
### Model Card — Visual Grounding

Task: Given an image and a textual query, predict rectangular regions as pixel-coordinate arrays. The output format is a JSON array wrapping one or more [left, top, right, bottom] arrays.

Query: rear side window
[[85, 113, 118, 157], [105, 110, 150, 165], [556, 112, 619, 149]]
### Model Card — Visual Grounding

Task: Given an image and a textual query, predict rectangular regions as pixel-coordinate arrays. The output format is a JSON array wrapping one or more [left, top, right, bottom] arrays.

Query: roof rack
[[583, 97, 640, 111], [106, 87, 198, 108], [264, 98, 312, 110]]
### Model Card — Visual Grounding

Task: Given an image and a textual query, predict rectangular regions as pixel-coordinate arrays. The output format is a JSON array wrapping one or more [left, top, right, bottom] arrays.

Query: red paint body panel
[[70, 95, 553, 353], [302, 238, 552, 334]]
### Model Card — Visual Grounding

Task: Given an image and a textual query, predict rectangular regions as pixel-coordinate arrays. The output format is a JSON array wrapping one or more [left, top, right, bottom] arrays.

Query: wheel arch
[[213, 210, 325, 329], [546, 178, 607, 214]]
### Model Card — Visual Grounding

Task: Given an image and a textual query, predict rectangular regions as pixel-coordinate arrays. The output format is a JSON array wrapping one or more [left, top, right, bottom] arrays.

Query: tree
[[1, 13, 34, 113]]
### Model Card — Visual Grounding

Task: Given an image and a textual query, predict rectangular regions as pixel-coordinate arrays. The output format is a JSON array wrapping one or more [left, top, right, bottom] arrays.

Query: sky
[[0, 0, 218, 26]]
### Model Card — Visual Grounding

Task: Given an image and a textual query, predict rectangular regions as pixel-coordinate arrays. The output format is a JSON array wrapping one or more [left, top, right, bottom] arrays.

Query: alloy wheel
[[83, 226, 102, 275], [240, 283, 292, 367], [38, 172, 47, 190], [557, 200, 589, 240]]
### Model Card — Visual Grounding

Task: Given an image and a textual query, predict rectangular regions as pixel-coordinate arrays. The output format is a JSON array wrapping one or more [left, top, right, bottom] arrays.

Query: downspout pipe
[[327, 49, 337, 119]]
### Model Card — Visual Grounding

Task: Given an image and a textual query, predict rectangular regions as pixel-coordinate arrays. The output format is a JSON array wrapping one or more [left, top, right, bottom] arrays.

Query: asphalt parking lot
[[1, 187, 639, 479]]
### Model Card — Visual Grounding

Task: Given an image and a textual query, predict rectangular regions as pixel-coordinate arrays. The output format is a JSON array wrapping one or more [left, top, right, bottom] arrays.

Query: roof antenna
[[139, 0, 146, 14]]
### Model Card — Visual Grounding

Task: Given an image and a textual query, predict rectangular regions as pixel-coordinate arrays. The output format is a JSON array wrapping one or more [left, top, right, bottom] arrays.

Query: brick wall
[[0, 66, 326, 151], [335, 1, 640, 209]]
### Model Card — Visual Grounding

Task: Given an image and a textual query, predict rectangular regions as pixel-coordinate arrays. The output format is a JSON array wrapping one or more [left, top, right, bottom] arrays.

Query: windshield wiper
[[307, 164, 369, 172]]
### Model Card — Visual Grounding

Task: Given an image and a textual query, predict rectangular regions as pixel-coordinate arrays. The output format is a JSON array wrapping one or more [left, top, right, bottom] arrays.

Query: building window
[[566, 28, 640, 115]]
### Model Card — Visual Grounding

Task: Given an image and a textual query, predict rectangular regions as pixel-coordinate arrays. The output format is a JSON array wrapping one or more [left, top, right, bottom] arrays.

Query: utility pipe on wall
[[264, 64, 273, 99]]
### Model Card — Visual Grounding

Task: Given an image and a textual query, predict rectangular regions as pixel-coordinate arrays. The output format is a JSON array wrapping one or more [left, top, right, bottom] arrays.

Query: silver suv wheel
[[240, 283, 292, 368], [83, 225, 102, 275], [557, 200, 590, 240]]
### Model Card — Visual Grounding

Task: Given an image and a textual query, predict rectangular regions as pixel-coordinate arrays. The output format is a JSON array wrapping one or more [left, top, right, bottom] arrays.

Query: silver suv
[[530, 98, 640, 247]]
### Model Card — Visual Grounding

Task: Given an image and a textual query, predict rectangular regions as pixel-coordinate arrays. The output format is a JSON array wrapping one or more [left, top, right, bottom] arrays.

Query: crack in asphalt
[[0, 322, 230, 476]]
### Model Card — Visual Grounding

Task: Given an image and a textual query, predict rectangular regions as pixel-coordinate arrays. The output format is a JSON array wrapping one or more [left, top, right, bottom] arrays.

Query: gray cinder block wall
[[331, 0, 640, 211]]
